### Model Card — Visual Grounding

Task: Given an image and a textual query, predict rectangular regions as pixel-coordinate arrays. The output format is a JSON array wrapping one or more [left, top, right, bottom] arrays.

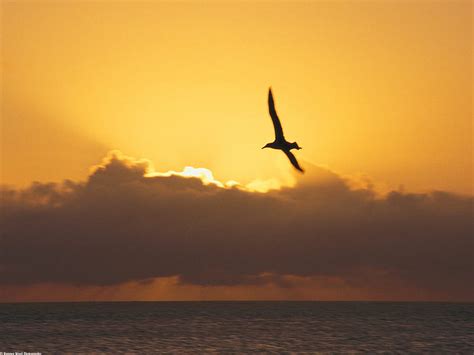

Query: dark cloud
[[0, 151, 472, 300]]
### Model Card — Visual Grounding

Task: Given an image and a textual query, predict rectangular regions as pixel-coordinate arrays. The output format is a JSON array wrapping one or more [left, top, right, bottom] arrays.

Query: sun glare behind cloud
[[94, 150, 284, 193], [148, 167, 238, 189]]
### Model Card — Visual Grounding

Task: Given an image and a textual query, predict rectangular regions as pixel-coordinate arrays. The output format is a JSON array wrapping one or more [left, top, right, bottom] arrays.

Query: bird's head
[[261, 143, 271, 149]]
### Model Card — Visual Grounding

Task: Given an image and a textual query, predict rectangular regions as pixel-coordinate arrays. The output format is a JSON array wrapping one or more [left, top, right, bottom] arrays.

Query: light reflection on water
[[1, 301, 472, 352]]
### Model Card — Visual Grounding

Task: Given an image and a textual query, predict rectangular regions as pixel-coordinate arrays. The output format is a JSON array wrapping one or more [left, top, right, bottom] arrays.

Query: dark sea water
[[0, 301, 472, 353]]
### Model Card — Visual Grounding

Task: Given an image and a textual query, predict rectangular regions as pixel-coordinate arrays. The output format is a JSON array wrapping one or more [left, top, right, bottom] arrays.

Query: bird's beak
[[261, 146, 266, 149]]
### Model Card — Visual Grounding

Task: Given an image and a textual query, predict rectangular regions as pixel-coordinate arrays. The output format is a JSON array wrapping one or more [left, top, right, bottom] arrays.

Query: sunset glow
[[0, 1, 472, 304]]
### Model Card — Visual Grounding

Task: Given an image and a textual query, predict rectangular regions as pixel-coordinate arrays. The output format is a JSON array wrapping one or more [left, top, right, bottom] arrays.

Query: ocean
[[1, 301, 472, 353]]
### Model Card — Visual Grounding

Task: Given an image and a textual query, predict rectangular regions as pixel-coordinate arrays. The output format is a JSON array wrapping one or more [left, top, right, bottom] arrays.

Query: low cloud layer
[[1, 151, 472, 300]]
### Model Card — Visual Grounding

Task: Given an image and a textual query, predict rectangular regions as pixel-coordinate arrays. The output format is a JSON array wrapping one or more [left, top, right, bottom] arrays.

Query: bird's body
[[264, 141, 301, 151], [262, 88, 304, 173]]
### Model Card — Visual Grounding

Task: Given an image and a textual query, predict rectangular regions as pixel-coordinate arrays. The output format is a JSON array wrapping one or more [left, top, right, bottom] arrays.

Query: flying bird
[[262, 88, 304, 173]]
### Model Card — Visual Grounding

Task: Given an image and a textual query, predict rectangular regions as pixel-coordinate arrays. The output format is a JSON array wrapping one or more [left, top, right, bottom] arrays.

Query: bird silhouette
[[262, 87, 304, 173]]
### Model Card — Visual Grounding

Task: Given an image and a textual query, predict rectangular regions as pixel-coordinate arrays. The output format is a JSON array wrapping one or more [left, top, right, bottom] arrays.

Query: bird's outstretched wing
[[283, 150, 304, 173], [268, 88, 284, 141]]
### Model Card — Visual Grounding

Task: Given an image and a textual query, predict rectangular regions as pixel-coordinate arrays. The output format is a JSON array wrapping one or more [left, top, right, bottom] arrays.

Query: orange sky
[[1, 0, 472, 194]]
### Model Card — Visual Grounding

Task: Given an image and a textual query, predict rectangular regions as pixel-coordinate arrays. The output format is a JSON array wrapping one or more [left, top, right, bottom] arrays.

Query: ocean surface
[[0, 301, 472, 353]]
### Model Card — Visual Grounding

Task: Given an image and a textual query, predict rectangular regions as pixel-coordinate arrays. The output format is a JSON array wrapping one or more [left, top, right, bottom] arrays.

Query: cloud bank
[[1, 151, 472, 300]]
